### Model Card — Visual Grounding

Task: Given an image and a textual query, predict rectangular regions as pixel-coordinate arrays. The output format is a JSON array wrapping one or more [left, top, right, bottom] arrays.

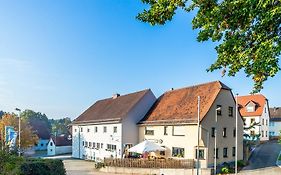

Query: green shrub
[[95, 162, 105, 169], [237, 160, 246, 167]]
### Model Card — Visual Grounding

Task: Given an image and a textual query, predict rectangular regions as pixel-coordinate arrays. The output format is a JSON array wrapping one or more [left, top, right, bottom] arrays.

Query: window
[[85, 141, 88, 147], [261, 131, 264, 137], [223, 148, 228, 158], [103, 126, 107, 133], [89, 142, 92, 147], [172, 147, 184, 158], [145, 127, 154, 135], [164, 126, 168, 135], [250, 130, 255, 136], [247, 106, 255, 112], [80, 127, 83, 132], [211, 127, 215, 137], [97, 143, 100, 149], [93, 142, 96, 148], [74, 129, 77, 132], [107, 144, 117, 151], [50, 142, 53, 146], [87, 128, 90, 132], [195, 149, 205, 159], [232, 147, 235, 157], [266, 131, 268, 137], [113, 126, 117, 133], [233, 128, 236, 137], [266, 119, 268, 126], [214, 148, 219, 159], [95, 126, 98, 132], [82, 141, 84, 146], [228, 107, 233, 117], [101, 143, 103, 149], [250, 118, 255, 124], [262, 119, 264, 125], [223, 128, 227, 137], [172, 126, 185, 136], [41, 143, 43, 147], [217, 105, 222, 116]]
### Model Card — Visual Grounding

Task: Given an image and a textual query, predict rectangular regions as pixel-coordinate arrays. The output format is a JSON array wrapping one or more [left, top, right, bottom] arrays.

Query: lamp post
[[15, 108, 21, 156], [235, 94, 238, 175], [196, 96, 200, 175], [214, 106, 221, 175]]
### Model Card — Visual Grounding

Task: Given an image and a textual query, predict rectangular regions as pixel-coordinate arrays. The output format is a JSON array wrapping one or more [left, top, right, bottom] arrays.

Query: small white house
[[269, 107, 281, 138], [47, 135, 72, 156], [71, 89, 156, 161], [238, 94, 270, 141]]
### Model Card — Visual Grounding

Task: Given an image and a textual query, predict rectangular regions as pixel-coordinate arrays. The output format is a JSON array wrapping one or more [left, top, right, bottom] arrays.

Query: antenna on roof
[[112, 93, 120, 99]]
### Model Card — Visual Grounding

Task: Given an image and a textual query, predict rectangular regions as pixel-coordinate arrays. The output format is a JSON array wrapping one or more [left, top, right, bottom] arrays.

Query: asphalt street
[[243, 140, 281, 170]]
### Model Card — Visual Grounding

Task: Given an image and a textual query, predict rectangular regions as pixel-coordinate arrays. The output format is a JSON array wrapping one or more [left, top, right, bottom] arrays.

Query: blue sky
[[0, 0, 280, 119]]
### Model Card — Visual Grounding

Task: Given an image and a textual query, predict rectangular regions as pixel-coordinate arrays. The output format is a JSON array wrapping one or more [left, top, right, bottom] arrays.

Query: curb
[[276, 151, 281, 168]]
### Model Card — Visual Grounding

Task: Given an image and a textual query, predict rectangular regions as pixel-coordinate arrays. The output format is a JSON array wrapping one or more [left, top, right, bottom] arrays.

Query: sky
[[0, 0, 280, 119]]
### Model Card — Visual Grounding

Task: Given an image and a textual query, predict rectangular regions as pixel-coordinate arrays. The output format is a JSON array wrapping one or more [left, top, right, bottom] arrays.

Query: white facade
[[139, 89, 244, 168], [243, 101, 270, 141], [269, 121, 281, 137], [47, 138, 72, 156], [72, 90, 156, 161], [34, 139, 49, 151]]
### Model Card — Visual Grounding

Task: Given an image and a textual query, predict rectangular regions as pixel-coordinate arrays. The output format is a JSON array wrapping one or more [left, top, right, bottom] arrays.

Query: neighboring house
[[269, 107, 281, 139], [34, 126, 51, 151], [138, 81, 244, 168], [71, 89, 156, 161], [238, 94, 270, 141], [47, 135, 72, 156]]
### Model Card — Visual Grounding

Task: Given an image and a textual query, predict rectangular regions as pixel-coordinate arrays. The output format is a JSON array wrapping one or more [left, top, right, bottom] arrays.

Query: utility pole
[[235, 94, 238, 175], [197, 96, 200, 175]]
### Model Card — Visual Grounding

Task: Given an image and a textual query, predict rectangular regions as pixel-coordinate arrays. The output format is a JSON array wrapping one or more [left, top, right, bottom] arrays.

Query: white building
[[138, 81, 244, 168], [269, 107, 281, 138], [71, 89, 156, 161], [238, 94, 270, 141], [47, 135, 72, 156]]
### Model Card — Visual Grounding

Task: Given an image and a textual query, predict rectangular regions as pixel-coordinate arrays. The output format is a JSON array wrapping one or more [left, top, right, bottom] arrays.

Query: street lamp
[[214, 106, 221, 175], [235, 94, 239, 175], [15, 108, 21, 156]]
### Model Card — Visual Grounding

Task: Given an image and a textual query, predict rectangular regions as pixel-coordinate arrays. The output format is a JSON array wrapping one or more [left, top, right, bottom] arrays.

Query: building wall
[[269, 120, 281, 137], [139, 89, 243, 168], [34, 139, 49, 151], [47, 139, 55, 156], [243, 101, 270, 141], [55, 146, 72, 155], [72, 123, 122, 161], [202, 89, 244, 167], [72, 90, 156, 161], [122, 90, 157, 152]]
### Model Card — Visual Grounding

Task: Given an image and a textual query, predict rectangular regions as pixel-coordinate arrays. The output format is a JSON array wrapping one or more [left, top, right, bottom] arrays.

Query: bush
[[20, 159, 66, 175], [95, 162, 105, 169]]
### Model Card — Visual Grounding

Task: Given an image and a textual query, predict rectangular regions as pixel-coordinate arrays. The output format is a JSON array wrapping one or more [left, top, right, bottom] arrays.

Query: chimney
[[170, 88, 174, 91], [112, 93, 120, 99]]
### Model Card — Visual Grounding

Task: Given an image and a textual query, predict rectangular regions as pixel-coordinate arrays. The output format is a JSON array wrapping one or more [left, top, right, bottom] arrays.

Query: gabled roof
[[237, 94, 267, 117], [73, 89, 151, 124], [139, 81, 231, 124], [269, 107, 281, 121], [51, 135, 72, 146]]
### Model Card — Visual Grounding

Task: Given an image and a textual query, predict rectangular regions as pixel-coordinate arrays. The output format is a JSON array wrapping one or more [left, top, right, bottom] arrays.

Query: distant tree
[[21, 110, 51, 140], [0, 113, 38, 148], [0, 111, 4, 119], [137, 0, 281, 92], [49, 117, 72, 135]]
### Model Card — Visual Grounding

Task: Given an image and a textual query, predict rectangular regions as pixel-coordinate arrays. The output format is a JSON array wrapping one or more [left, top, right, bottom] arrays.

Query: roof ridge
[[164, 80, 222, 94]]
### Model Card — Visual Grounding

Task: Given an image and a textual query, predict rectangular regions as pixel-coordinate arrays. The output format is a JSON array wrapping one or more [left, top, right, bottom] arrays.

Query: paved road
[[63, 159, 126, 175], [243, 140, 281, 170]]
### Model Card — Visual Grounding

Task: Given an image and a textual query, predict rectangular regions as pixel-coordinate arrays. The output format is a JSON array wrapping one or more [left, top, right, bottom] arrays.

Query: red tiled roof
[[73, 89, 151, 124], [270, 107, 281, 121], [51, 135, 72, 146], [140, 81, 231, 124], [237, 94, 267, 117]]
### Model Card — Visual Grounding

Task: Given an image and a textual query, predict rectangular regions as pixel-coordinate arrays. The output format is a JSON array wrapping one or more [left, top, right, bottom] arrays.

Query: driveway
[[243, 140, 281, 170], [63, 159, 125, 175]]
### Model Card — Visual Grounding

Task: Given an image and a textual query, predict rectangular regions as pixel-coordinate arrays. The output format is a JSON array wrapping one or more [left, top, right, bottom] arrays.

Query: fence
[[104, 158, 194, 169]]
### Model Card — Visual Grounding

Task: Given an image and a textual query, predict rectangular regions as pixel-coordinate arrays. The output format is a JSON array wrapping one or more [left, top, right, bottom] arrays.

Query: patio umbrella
[[128, 140, 166, 154]]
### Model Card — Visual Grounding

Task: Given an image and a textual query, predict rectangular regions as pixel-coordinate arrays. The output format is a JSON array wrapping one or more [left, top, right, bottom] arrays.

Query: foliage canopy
[[137, 0, 281, 92]]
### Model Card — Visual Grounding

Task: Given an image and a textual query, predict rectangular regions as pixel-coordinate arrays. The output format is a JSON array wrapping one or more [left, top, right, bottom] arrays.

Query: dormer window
[[246, 101, 256, 112]]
